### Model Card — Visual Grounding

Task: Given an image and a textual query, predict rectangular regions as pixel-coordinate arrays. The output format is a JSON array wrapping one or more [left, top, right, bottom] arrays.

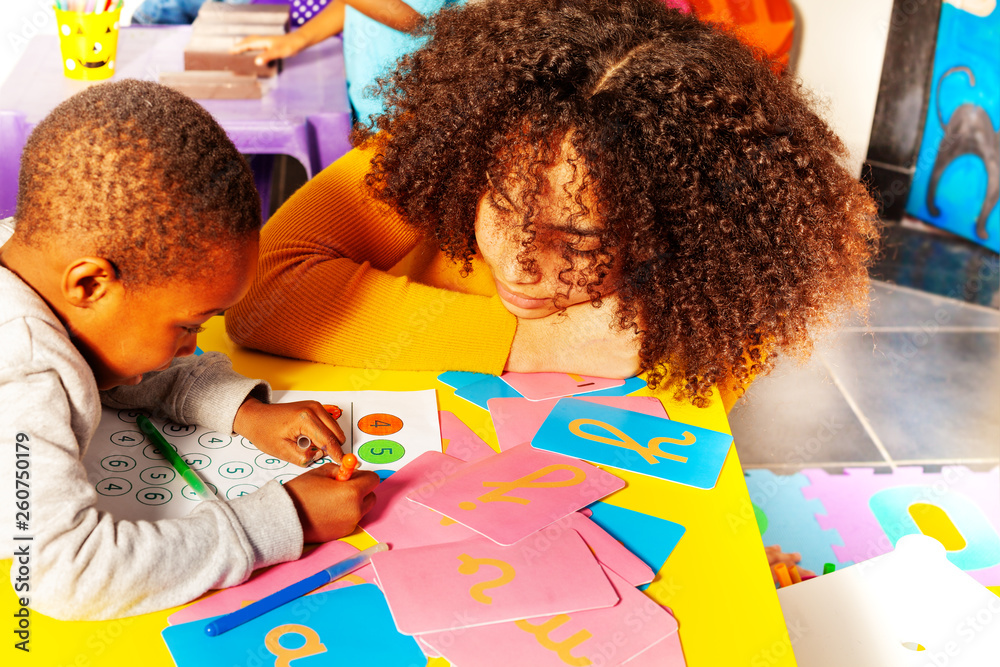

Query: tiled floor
[[730, 279, 1000, 474]]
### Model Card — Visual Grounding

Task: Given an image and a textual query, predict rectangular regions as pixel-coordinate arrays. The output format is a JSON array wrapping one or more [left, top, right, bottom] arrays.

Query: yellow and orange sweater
[[226, 147, 518, 374]]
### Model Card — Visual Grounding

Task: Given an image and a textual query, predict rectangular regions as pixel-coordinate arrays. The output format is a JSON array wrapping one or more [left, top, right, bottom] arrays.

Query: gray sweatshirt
[[0, 219, 303, 620]]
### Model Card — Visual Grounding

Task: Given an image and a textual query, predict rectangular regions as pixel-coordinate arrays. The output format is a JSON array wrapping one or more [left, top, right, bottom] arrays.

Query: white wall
[[788, 0, 895, 177], [0, 1, 138, 88]]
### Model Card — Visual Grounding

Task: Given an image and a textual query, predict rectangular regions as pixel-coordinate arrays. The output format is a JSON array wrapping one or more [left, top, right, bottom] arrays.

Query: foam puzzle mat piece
[[743, 469, 851, 576], [802, 466, 1000, 587]]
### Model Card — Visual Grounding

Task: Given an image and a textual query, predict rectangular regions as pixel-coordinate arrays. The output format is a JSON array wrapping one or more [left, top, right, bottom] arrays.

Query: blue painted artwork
[[906, 2, 999, 251]]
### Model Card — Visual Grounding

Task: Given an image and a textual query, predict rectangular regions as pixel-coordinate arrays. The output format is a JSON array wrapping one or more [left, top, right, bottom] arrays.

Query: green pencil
[[137, 414, 218, 502]]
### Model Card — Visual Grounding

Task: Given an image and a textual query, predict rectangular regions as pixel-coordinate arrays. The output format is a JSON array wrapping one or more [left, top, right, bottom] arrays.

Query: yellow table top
[[3, 317, 795, 666]]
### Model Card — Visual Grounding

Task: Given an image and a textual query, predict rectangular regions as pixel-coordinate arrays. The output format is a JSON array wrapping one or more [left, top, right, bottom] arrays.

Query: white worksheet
[[82, 389, 440, 521]]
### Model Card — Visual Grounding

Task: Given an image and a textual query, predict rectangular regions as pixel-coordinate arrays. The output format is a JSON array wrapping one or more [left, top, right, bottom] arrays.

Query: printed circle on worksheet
[[239, 436, 256, 449], [136, 487, 173, 506], [181, 483, 218, 502], [100, 454, 137, 473], [95, 477, 132, 497], [110, 429, 145, 447], [357, 439, 405, 464], [181, 453, 211, 471], [116, 409, 146, 424], [198, 432, 232, 449], [255, 453, 288, 470], [357, 413, 403, 436], [143, 443, 171, 461], [140, 466, 176, 486], [226, 484, 259, 500], [308, 456, 334, 468], [161, 422, 197, 437], [218, 461, 253, 480]]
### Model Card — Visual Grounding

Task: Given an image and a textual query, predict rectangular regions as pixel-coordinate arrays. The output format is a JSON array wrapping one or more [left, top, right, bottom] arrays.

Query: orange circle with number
[[357, 413, 403, 436]]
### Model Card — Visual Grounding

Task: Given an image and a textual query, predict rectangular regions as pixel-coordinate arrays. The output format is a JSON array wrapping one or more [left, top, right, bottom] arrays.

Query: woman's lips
[[494, 280, 550, 310]]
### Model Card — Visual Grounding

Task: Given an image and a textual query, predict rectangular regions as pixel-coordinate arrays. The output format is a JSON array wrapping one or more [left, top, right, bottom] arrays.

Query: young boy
[[0, 79, 379, 621]]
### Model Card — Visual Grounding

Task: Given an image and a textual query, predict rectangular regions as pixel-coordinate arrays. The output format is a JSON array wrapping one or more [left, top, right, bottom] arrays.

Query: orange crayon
[[336, 453, 359, 481], [774, 562, 792, 588]]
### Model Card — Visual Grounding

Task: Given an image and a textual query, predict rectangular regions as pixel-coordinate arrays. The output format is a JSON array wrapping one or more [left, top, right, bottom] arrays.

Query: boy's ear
[[61, 257, 122, 307]]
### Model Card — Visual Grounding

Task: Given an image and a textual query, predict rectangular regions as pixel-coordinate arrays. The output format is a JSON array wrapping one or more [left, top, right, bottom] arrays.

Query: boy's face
[[82, 237, 259, 390]]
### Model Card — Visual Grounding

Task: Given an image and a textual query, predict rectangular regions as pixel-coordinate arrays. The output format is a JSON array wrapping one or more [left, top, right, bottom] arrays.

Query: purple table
[[0, 26, 353, 218]]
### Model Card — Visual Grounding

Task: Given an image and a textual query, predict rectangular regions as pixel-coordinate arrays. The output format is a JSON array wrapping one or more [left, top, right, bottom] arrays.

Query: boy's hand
[[234, 398, 346, 467], [283, 464, 380, 543]]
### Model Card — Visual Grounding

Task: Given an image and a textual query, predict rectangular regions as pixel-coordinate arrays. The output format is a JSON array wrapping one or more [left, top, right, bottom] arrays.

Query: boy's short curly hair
[[357, 0, 880, 406], [14, 79, 260, 287]]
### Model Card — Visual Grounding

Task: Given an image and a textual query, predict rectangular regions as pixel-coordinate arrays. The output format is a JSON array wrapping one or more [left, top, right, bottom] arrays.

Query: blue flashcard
[[577, 376, 647, 397], [532, 398, 732, 489], [437, 371, 495, 389], [162, 584, 425, 667], [453, 375, 523, 409], [587, 501, 685, 590]]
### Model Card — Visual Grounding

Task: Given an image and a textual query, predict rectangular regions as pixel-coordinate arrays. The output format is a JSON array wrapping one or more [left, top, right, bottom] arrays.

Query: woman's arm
[[226, 148, 517, 373]]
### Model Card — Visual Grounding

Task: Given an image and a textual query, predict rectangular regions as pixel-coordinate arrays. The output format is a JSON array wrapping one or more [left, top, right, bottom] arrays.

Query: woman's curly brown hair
[[355, 0, 880, 407]]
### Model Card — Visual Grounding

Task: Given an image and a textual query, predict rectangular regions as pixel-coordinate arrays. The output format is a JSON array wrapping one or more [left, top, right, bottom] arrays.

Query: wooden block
[[184, 36, 278, 77], [159, 70, 263, 99], [195, 2, 289, 27], [192, 16, 287, 37]]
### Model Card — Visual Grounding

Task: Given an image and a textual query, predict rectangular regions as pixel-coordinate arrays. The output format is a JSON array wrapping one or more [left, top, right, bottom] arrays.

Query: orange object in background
[[689, 0, 795, 69], [323, 404, 343, 420]]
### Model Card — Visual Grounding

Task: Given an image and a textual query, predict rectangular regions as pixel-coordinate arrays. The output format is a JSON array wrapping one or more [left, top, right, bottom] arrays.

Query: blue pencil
[[204, 543, 388, 637]]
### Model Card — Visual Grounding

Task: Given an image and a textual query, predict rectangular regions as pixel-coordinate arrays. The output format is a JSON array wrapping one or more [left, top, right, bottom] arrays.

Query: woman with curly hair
[[226, 0, 879, 411]]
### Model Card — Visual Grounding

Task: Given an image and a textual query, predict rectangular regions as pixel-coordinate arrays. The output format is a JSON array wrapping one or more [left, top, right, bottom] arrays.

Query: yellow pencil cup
[[54, 6, 122, 81]]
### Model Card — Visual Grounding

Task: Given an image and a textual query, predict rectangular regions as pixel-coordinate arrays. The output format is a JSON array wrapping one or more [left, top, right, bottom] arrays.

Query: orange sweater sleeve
[[226, 147, 517, 373]]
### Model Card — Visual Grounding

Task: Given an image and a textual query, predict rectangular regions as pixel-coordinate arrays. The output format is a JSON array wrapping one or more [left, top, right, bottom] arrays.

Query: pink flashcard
[[500, 371, 624, 401], [622, 631, 688, 666], [406, 443, 625, 545], [371, 530, 618, 635], [359, 451, 481, 549], [167, 541, 371, 625], [489, 396, 668, 451], [439, 411, 496, 462], [420, 567, 680, 667], [551, 512, 655, 587]]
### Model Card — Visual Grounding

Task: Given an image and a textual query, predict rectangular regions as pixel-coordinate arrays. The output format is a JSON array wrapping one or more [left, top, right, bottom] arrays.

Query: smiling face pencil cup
[[54, 3, 122, 81]]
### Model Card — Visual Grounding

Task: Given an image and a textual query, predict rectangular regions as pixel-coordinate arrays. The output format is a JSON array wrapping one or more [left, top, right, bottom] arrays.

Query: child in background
[[132, 0, 256, 25], [231, 0, 460, 124], [0, 79, 379, 620]]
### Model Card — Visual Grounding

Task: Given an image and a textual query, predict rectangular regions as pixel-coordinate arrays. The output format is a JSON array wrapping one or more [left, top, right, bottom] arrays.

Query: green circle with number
[[357, 439, 405, 464]]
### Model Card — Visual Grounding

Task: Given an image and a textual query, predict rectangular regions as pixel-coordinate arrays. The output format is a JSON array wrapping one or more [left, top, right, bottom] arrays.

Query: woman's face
[[474, 149, 610, 320]]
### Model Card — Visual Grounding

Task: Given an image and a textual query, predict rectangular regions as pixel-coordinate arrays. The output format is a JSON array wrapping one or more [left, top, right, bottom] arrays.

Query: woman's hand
[[234, 398, 346, 467], [506, 295, 642, 378], [230, 32, 311, 66]]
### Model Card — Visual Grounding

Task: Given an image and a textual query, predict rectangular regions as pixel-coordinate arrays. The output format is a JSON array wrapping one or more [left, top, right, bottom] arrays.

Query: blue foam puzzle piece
[[453, 375, 523, 409], [743, 469, 852, 576], [193, 347, 203, 356], [586, 501, 685, 591], [162, 585, 425, 667]]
